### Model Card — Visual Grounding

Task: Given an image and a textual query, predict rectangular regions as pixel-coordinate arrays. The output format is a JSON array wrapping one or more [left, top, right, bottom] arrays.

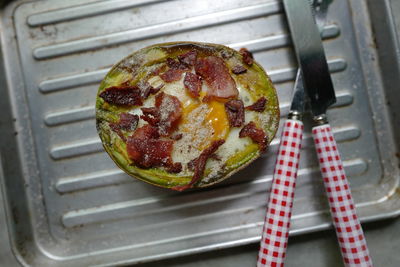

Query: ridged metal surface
[[0, 0, 399, 266]]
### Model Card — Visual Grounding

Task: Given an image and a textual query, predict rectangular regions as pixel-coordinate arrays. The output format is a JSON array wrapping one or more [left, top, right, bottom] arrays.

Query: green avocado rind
[[96, 42, 279, 189]]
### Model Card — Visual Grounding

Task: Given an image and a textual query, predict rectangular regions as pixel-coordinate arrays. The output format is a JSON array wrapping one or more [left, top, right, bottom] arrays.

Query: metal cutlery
[[257, 0, 373, 266]]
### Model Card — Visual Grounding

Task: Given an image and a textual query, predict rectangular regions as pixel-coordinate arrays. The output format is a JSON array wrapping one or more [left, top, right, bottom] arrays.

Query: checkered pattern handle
[[312, 124, 373, 267], [257, 119, 303, 267]]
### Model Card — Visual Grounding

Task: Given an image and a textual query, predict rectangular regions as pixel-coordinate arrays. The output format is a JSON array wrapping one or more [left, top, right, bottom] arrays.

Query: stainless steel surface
[[0, 0, 399, 266], [284, 0, 336, 117], [288, 0, 329, 120], [288, 69, 305, 119], [313, 0, 332, 33]]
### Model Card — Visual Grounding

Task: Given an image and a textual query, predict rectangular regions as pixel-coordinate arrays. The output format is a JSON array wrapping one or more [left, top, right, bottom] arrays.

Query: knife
[[256, 1, 329, 266], [283, 0, 373, 267], [257, 72, 304, 267]]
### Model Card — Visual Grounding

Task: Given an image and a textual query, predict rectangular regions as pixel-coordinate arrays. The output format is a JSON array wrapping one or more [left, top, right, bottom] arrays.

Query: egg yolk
[[181, 99, 229, 150], [206, 100, 229, 141]]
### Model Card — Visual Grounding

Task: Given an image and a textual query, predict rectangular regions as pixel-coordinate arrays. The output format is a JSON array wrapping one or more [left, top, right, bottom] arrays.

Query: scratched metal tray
[[0, 0, 399, 266]]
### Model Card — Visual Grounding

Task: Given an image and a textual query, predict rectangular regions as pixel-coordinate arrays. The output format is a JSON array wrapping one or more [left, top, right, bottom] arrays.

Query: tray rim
[[0, 0, 399, 266]]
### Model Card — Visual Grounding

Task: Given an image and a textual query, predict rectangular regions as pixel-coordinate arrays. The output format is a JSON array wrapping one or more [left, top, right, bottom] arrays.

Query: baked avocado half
[[96, 42, 279, 191]]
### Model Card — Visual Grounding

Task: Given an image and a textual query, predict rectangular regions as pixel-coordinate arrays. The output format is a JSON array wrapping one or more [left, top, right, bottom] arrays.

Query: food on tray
[[96, 42, 279, 191]]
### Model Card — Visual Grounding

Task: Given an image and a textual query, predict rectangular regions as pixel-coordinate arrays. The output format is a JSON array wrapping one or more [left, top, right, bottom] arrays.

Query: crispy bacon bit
[[245, 97, 267, 112], [99, 86, 142, 106], [166, 58, 190, 70], [127, 124, 181, 172], [157, 93, 182, 136], [167, 162, 183, 173], [186, 152, 221, 171], [160, 69, 184, 82], [178, 50, 197, 66], [187, 158, 197, 171], [172, 139, 225, 191], [139, 82, 164, 99], [134, 129, 179, 175], [239, 121, 268, 152], [225, 99, 245, 127], [232, 65, 247, 74], [117, 113, 139, 131], [239, 48, 254, 65], [160, 57, 191, 82], [141, 107, 159, 125], [127, 138, 173, 168], [149, 84, 163, 95], [131, 124, 159, 139], [195, 56, 238, 101], [109, 113, 139, 141], [140, 92, 182, 136], [183, 72, 202, 98], [209, 153, 221, 161], [100, 81, 162, 106]]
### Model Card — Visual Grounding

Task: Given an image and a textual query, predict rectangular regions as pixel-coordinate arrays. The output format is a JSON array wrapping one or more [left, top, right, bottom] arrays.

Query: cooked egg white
[[145, 68, 262, 178]]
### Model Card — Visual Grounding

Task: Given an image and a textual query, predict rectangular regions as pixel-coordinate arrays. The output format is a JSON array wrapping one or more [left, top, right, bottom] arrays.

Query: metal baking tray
[[0, 0, 399, 266]]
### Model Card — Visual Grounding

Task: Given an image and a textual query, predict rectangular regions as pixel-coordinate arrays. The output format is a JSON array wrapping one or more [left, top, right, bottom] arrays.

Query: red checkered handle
[[257, 119, 303, 267], [312, 124, 373, 267]]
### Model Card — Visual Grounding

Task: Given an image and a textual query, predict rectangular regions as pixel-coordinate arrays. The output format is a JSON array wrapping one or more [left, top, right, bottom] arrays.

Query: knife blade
[[283, 0, 336, 120], [288, 69, 305, 119]]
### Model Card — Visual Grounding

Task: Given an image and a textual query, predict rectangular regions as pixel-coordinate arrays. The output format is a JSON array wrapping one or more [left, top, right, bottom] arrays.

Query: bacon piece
[[128, 138, 173, 168], [149, 84, 163, 95], [119, 113, 139, 131], [127, 138, 173, 169], [131, 124, 159, 139], [140, 92, 182, 136], [172, 139, 225, 191], [188, 153, 220, 166], [99, 86, 142, 106], [156, 93, 182, 136], [187, 158, 197, 171], [245, 97, 267, 112], [239, 48, 254, 66], [239, 121, 268, 152], [166, 162, 183, 173], [112, 113, 139, 131], [195, 56, 238, 101], [160, 69, 184, 82], [166, 58, 190, 70], [100, 81, 161, 106], [232, 65, 247, 74], [209, 153, 221, 161], [225, 99, 245, 127], [109, 113, 139, 141], [127, 125, 181, 172], [141, 107, 159, 125], [178, 50, 197, 66], [183, 72, 202, 98], [139, 82, 164, 99], [126, 125, 159, 166], [160, 57, 192, 82]]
